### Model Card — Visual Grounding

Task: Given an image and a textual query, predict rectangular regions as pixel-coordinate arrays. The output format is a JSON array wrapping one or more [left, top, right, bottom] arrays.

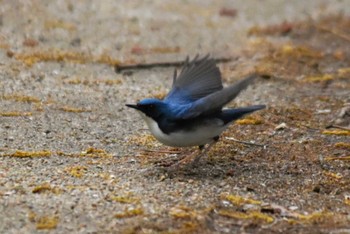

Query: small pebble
[[275, 123, 287, 130]]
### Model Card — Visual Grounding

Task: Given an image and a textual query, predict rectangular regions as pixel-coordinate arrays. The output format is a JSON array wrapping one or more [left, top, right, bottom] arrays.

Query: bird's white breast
[[139, 113, 227, 147]]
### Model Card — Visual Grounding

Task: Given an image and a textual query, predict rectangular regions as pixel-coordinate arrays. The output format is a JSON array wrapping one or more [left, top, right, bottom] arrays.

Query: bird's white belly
[[141, 115, 227, 147]]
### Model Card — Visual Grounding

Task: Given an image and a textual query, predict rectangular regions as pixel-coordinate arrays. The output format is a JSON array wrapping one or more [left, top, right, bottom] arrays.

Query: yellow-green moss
[[0, 112, 32, 117], [303, 74, 334, 82], [58, 106, 91, 113], [218, 210, 274, 223], [57, 147, 112, 158], [4, 150, 51, 158], [32, 183, 61, 194], [107, 193, 140, 204], [322, 130, 350, 136], [222, 194, 262, 206], [14, 49, 120, 66], [235, 117, 263, 125], [65, 165, 87, 178], [169, 206, 198, 219], [114, 207, 144, 218], [2, 94, 41, 103], [36, 216, 59, 230], [335, 142, 350, 149]]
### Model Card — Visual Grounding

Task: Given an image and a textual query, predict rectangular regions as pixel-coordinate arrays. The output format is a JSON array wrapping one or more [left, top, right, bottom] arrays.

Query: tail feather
[[180, 74, 258, 119], [220, 105, 266, 124]]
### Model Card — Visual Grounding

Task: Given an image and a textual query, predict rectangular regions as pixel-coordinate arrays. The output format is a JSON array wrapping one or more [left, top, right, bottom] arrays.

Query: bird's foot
[[154, 154, 187, 168], [153, 150, 201, 172], [164, 152, 204, 173]]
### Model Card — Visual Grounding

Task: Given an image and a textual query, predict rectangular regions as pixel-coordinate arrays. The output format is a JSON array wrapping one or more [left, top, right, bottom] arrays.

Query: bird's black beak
[[125, 104, 139, 110]]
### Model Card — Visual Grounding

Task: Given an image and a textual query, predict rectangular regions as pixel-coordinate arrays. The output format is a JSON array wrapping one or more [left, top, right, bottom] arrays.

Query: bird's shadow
[[141, 160, 236, 180]]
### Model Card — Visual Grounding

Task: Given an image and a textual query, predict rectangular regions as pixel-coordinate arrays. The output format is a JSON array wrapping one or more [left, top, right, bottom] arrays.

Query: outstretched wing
[[178, 74, 258, 119], [164, 55, 223, 105]]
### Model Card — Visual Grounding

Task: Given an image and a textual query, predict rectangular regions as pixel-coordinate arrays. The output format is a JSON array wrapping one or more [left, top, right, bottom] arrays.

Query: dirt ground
[[0, 1, 350, 233]]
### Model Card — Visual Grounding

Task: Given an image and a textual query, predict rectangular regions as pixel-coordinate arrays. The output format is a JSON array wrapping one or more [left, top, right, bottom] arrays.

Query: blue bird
[[126, 55, 265, 165]]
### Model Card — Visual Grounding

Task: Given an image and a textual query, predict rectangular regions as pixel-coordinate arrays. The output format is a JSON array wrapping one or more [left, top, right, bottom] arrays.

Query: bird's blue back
[[138, 55, 264, 121]]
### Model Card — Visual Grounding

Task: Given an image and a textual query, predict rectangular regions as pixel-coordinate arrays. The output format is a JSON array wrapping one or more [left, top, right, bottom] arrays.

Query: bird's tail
[[220, 105, 266, 124]]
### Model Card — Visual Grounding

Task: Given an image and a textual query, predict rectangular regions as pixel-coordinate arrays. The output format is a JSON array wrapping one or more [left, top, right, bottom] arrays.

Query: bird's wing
[[178, 74, 258, 119], [164, 55, 223, 105]]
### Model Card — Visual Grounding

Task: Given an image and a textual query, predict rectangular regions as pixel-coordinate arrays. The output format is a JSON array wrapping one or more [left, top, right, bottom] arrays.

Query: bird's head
[[126, 98, 167, 120]]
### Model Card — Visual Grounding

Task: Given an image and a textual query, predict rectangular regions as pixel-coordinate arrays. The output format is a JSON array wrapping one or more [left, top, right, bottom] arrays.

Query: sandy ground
[[0, 0, 350, 233]]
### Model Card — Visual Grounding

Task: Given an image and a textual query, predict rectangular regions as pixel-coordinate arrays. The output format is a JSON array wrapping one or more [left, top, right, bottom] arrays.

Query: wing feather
[[165, 55, 223, 104], [179, 74, 258, 119]]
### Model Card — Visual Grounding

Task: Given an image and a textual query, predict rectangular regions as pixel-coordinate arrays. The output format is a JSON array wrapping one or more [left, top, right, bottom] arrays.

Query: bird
[[126, 55, 265, 166]]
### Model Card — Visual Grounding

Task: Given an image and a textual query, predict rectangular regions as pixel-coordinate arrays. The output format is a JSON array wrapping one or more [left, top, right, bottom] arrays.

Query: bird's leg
[[153, 148, 191, 167], [191, 136, 219, 166], [171, 147, 202, 166], [164, 136, 219, 171]]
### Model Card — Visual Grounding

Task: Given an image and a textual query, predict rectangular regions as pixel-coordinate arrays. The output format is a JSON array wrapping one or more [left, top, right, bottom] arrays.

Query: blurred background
[[0, 1, 349, 233]]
